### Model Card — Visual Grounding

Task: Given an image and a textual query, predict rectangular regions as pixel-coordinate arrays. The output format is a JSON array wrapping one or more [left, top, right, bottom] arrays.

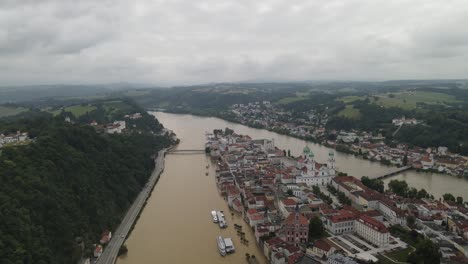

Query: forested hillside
[[0, 114, 171, 263]]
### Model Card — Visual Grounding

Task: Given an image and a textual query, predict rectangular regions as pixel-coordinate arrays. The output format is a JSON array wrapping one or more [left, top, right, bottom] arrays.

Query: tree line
[[0, 114, 171, 263]]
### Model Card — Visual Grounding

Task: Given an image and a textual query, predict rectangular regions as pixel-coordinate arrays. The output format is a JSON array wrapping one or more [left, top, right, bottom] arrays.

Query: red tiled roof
[[285, 211, 308, 226], [265, 237, 284, 246], [288, 252, 304, 264], [284, 244, 301, 253], [250, 214, 264, 221], [329, 210, 356, 223], [358, 215, 388, 233], [282, 198, 297, 206], [247, 208, 258, 215], [314, 239, 332, 252], [421, 155, 432, 162], [364, 210, 382, 217]]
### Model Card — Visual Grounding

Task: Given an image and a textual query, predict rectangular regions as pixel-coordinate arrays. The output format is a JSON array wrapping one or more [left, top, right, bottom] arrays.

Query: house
[[232, 198, 243, 213], [246, 208, 265, 227], [377, 198, 406, 225], [105, 121, 126, 134], [355, 215, 389, 247], [94, 245, 103, 258], [264, 237, 287, 262], [284, 206, 309, 247], [271, 251, 286, 264], [100, 230, 112, 244], [279, 198, 297, 218], [328, 253, 359, 264], [420, 155, 434, 170], [309, 239, 336, 258], [325, 210, 356, 235]]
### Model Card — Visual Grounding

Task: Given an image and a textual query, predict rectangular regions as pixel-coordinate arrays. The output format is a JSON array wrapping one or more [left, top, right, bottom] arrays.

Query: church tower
[[303, 145, 315, 175], [327, 150, 336, 173]]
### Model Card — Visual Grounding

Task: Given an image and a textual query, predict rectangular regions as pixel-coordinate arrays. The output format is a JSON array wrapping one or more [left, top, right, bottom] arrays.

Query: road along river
[[117, 112, 468, 264]]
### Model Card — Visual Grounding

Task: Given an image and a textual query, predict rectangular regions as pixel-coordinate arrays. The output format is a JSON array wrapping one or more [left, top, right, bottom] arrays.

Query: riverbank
[[157, 112, 468, 200], [162, 109, 468, 180]]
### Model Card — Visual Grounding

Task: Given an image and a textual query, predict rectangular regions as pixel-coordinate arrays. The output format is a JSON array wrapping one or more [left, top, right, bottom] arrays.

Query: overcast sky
[[1, 0, 468, 86]]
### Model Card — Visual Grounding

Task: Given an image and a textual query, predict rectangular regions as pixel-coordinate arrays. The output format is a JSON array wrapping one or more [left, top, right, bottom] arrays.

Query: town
[[206, 129, 468, 264], [229, 102, 468, 177]]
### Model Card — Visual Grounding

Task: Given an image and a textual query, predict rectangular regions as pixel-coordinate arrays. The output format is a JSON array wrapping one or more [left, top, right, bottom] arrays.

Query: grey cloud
[[1, 0, 468, 85]]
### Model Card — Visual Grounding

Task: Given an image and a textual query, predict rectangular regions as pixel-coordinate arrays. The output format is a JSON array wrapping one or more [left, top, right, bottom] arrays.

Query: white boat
[[217, 236, 226, 256], [211, 211, 218, 223], [224, 238, 235, 253], [217, 211, 227, 228]]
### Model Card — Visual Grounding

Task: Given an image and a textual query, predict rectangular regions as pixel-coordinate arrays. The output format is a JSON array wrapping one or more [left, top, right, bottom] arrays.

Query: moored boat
[[211, 210, 218, 223], [217, 211, 227, 228], [224, 237, 235, 253], [217, 236, 226, 256]]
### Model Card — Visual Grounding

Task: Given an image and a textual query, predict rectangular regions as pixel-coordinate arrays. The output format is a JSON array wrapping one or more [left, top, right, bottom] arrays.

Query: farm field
[[374, 91, 458, 110], [278, 96, 308, 104], [51, 105, 97, 117], [0, 106, 27, 117], [338, 91, 459, 110], [338, 105, 361, 119]]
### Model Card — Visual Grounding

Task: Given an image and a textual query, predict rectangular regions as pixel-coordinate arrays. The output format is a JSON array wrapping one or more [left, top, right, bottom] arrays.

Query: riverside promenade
[[95, 148, 167, 264]]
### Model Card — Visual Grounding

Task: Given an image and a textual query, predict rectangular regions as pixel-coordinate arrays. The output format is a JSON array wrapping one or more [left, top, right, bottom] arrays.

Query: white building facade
[[295, 146, 336, 186]]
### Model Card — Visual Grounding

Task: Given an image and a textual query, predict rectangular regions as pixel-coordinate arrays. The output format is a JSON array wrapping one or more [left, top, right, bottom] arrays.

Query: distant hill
[[0, 83, 152, 103]]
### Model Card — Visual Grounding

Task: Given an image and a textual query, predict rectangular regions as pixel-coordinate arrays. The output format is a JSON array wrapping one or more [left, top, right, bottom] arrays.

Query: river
[[117, 112, 468, 264]]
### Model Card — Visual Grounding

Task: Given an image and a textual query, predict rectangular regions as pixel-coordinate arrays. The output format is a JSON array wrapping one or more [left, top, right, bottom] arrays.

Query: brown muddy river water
[[117, 112, 468, 264]]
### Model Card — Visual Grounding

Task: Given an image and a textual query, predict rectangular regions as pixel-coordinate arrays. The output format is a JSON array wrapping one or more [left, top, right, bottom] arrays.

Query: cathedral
[[295, 145, 336, 186]]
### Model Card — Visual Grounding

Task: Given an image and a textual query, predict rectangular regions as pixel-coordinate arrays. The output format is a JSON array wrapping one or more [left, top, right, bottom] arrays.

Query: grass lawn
[[338, 105, 361, 119], [278, 96, 308, 104], [374, 91, 459, 110], [385, 247, 413, 262], [65, 105, 97, 117], [0, 106, 27, 117], [51, 105, 97, 117], [338, 95, 366, 103], [376, 255, 395, 264], [102, 100, 134, 114]]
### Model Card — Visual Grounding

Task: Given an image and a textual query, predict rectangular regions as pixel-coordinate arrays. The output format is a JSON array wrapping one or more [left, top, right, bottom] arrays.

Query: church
[[295, 145, 336, 186]]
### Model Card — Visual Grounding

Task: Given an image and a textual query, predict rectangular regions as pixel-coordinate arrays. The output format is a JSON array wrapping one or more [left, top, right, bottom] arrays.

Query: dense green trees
[[388, 179, 409, 196], [308, 216, 325, 240], [0, 116, 170, 263], [387, 179, 432, 199], [361, 176, 384, 193], [408, 239, 441, 264], [443, 193, 456, 202]]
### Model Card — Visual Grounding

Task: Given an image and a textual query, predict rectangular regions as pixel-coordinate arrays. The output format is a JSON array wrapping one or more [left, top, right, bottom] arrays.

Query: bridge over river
[[372, 166, 412, 180], [166, 149, 206, 155]]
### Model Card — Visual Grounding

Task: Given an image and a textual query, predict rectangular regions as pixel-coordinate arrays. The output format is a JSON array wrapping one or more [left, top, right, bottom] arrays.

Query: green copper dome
[[303, 145, 311, 154]]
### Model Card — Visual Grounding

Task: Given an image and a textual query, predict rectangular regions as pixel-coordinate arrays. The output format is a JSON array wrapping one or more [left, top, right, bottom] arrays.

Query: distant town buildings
[[0, 131, 30, 149], [105, 120, 126, 134], [392, 116, 421, 126], [228, 102, 468, 177]]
